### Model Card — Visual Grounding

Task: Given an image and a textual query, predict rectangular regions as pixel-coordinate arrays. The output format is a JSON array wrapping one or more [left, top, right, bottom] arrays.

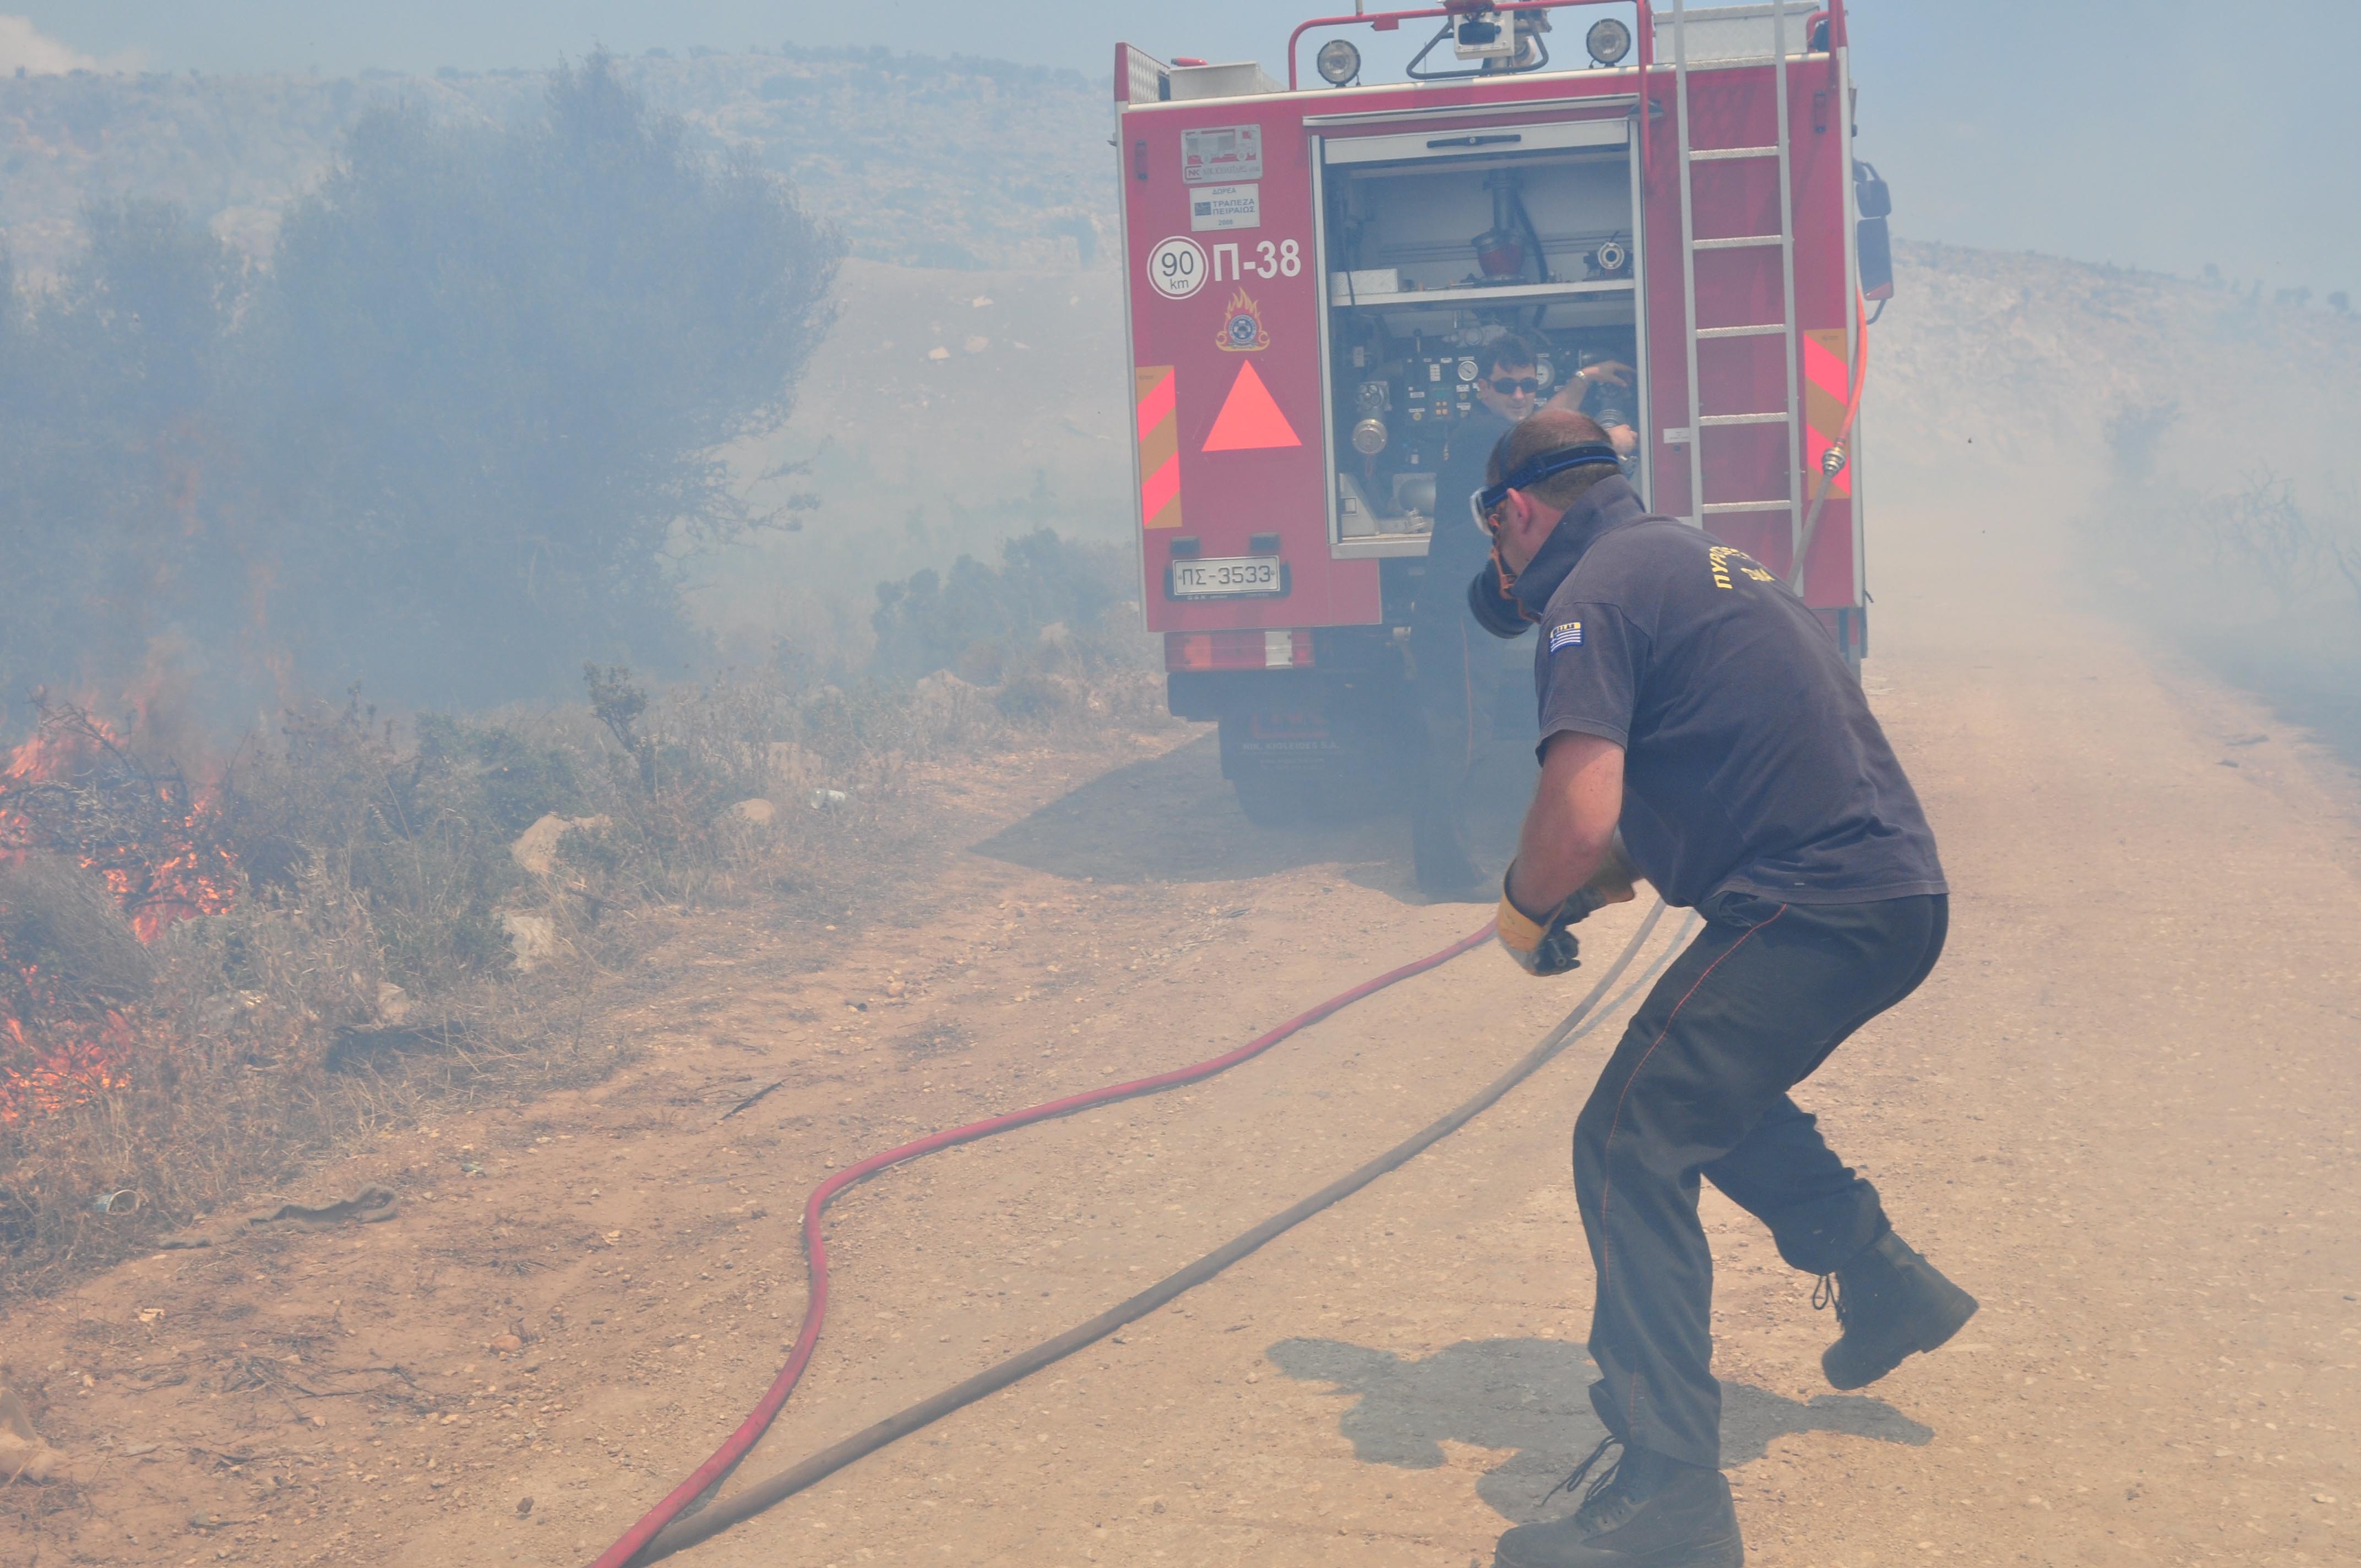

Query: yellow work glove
[[1495, 875, 1585, 977], [1496, 840, 1640, 977]]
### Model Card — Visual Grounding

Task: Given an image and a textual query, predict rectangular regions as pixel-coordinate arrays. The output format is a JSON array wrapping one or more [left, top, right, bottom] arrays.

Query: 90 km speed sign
[[1146, 236, 1208, 300]]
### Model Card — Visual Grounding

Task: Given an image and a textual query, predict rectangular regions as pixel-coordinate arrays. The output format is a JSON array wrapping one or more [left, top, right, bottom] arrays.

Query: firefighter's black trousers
[[1575, 891, 1947, 1468]]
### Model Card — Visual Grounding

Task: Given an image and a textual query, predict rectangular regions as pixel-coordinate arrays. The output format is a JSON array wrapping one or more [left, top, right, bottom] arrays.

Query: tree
[[248, 52, 841, 704], [0, 202, 246, 722], [0, 53, 840, 727]]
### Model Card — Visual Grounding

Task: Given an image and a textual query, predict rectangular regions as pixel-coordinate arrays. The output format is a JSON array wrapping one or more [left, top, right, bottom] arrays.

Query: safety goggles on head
[[1469, 442, 1625, 535], [1487, 376, 1541, 396]]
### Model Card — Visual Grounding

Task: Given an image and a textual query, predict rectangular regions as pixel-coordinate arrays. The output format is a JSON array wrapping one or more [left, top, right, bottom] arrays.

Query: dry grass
[[1, 613, 1166, 1302]]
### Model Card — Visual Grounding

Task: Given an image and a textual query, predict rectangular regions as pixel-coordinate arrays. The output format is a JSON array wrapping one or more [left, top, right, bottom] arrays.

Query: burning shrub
[[0, 644, 1165, 1291], [1, 701, 237, 1124]]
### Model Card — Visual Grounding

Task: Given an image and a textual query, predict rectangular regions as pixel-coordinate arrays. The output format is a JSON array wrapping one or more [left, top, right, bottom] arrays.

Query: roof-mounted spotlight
[[1315, 38, 1362, 86], [1585, 18, 1633, 66]]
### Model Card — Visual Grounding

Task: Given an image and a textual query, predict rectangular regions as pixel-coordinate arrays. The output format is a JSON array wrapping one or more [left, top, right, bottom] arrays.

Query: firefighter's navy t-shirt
[[1503, 475, 1946, 910]]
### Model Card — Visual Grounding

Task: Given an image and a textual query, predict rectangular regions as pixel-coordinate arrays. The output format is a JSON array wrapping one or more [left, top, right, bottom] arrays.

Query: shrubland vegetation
[[0, 624, 1161, 1293], [0, 57, 1161, 1296], [2087, 400, 2361, 745], [0, 53, 839, 718]]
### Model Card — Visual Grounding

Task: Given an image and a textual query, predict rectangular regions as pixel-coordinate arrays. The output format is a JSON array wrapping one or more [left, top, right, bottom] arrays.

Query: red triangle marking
[[1201, 361, 1301, 453]]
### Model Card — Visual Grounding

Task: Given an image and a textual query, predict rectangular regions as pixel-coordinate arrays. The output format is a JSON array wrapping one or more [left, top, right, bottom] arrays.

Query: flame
[[0, 701, 238, 1124]]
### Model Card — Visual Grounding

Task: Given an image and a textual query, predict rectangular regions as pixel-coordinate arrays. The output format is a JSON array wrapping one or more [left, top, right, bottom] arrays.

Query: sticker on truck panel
[[1146, 236, 1208, 300], [1203, 362, 1299, 453], [1189, 182, 1260, 233], [1210, 239, 1302, 282], [1803, 329, 1854, 499], [1136, 366, 1183, 530], [1182, 124, 1262, 186], [1215, 288, 1270, 352]]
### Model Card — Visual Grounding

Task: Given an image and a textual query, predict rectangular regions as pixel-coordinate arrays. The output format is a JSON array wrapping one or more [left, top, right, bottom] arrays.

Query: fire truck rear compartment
[[1167, 121, 1643, 826], [1315, 118, 1644, 552]]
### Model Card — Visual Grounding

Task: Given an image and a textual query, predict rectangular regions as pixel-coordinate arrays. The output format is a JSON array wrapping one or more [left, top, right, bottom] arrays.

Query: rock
[[926, 345, 950, 361], [915, 669, 974, 698], [489, 1333, 524, 1354], [728, 797, 777, 826], [376, 981, 412, 1025], [912, 669, 987, 721], [516, 1495, 535, 1517], [765, 740, 817, 786], [963, 334, 989, 355], [509, 813, 611, 878], [0, 1387, 63, 1483], [502, 913, 558, 972]]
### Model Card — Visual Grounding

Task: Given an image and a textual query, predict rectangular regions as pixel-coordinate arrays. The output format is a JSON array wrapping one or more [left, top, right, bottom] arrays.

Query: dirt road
[[5, 494, 2359, 1568]]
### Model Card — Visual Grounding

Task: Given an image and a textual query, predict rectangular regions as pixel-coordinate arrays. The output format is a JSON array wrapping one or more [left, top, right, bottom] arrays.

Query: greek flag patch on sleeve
[[1548, 620, 1584, 651]]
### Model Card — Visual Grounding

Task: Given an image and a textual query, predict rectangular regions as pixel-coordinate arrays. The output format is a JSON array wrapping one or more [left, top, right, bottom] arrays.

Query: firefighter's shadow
[[1267, 1336, 1932, 1521]]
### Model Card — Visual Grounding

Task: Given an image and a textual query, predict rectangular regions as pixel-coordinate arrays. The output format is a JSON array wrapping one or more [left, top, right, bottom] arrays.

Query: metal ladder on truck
[[1664, 0, 1808, 567]]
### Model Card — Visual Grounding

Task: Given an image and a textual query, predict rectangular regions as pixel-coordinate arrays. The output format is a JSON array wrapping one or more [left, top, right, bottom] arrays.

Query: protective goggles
[[1469, 442, 1626, 533]]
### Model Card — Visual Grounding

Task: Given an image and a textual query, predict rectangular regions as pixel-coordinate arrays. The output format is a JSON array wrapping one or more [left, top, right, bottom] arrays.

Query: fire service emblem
[[1215, 288, 1270, 352]]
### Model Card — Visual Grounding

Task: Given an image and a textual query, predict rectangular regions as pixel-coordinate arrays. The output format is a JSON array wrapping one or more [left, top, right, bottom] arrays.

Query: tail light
[[1167, 630, 1315, 671]]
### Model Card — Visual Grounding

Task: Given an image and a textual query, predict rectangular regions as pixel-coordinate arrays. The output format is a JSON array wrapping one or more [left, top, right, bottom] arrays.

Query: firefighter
[[1554, 339, 1639, 459], [1408, 335, 1631, 898], [1469, 409, 1977, 1568]]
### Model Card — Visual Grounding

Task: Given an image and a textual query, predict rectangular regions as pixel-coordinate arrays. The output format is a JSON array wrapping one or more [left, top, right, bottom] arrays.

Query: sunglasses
[[1487, 377, 1541, 396]]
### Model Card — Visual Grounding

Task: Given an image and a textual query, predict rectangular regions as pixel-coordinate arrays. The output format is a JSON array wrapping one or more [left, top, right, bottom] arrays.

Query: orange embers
[[0, 701, 237, 1123], [0, 979, 138, 1125]]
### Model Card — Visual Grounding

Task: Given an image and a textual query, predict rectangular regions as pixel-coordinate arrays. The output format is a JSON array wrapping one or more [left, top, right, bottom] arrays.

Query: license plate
[[1171, 556, 1283, 598]]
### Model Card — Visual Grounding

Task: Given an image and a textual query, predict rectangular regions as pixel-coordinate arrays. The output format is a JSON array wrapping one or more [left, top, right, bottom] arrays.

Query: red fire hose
[[609, 901, 1688, 1565], [586, 917, 1510, 1568]]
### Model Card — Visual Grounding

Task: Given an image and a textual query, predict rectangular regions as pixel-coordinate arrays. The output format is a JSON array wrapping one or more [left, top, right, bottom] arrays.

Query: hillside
[[7, 52, 2354, 743], [0, 46, 1113, 277], [1875, 238, 2359, 489]]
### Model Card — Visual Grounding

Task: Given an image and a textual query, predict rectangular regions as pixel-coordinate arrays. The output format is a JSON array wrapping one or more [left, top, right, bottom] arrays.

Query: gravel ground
[[4, 493, 2357, 1568]]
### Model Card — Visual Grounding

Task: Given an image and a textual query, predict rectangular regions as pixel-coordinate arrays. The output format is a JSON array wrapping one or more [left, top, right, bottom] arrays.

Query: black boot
[[1817, 1229, 1979, 1391], [1494, 1436, 1744, 1568]]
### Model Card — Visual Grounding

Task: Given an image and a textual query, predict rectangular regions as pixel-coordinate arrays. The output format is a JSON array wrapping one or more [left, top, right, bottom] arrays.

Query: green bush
[[0, 53, 842, 729], [870, 526, 1141, 686]]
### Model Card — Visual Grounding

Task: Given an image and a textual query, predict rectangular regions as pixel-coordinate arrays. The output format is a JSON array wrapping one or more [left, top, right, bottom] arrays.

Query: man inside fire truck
[[1407, 335, 1633, 898], [1470, 409, 1976, 1568]]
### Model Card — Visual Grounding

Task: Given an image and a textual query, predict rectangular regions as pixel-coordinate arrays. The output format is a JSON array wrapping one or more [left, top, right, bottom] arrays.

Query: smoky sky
[[13, 2, 2355, 295]]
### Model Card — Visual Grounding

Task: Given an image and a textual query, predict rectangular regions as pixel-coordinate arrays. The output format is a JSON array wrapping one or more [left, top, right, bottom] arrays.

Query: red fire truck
[[1116, 1, 1889, 822]]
